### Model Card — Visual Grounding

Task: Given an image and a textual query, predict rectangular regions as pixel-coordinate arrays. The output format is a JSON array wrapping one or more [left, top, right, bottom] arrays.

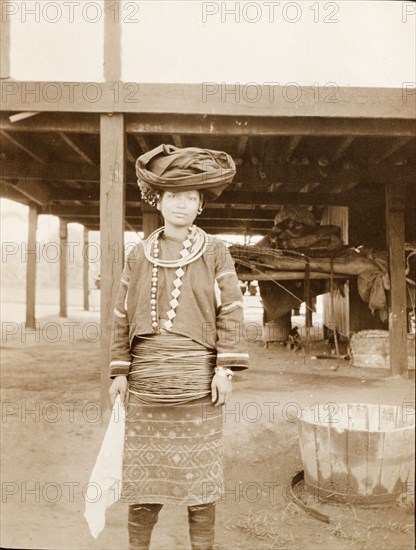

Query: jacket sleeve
[[109, 244, 139, 379], [214, 240, 249, 371]]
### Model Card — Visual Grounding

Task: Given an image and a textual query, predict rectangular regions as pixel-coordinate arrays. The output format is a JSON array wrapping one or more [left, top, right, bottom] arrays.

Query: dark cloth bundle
[[136, 144, 236, 204]]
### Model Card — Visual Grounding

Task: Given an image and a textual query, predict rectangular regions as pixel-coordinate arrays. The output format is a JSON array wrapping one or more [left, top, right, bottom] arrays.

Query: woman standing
[[108, 144, 249, 550]]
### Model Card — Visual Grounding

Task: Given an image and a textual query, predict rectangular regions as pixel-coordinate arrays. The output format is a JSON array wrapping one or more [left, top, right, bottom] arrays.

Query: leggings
[[128, 502, 215, 550]]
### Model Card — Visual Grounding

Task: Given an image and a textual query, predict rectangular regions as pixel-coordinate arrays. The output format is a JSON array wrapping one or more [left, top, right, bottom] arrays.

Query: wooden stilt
[[321, 206, 350, 336], [25, 203, 38, 329], [83, 227, 90, 311], [59, 219, 68, 318], [305, 297, 313, 329], [100, 113, 126, 407], [386, 181, 407, 377]]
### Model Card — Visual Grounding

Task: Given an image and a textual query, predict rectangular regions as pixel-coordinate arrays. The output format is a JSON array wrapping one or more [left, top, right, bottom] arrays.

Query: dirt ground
[[1, 303, 414, 550]]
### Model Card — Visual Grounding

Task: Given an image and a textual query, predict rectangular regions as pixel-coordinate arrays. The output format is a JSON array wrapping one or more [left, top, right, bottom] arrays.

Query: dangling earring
[[197, 193, 205, 216], [157, 204, 161, 211]]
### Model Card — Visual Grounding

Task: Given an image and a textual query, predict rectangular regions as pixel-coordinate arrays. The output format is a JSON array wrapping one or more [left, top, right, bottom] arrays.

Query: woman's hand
[[211, 374, 232, 407], [109, 375, 129, 407]]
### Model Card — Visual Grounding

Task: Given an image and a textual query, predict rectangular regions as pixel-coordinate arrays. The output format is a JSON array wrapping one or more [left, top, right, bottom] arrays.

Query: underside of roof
[[1, 84, 415, 237]]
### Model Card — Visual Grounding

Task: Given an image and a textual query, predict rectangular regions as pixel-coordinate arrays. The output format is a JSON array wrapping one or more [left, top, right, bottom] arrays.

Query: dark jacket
[[109, 234, 249, 378]]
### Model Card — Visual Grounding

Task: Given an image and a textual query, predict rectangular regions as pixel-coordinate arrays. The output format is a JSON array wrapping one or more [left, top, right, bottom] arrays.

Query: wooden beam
[[316, 175, 362, 195], [15, 181, 50, 206], [2, 160, 409, 187], [125, 220, 135, 232], [126, 147, 136, 164], [83, 227, 89, 312], [37, 189, 386, 213], [284, 135, 302, 161], [2, 110, 415, 138], [0, 112, 99, 133], [385, 180, 408, 377], [299, 181, 321, 193], [1, 130, 47, 164], [329, 180, 361, 194], [221, 189, 383, 207], [13, 180, 50, 205], [2, 83, 415, 120], [58, 132, 96, 165], [372, 137, 414, 164], [235, 271, 349, 281], [43, 192, 383, 219], [172, 134, 183, 148], [0, 161, 101, 183], [0, 9, 10, 79], [136, 135, 150, 153], [104, 1, 121, 81], [0, 180, 30, 204], [331, 136, 355, 162], [279, 179, 315, 193], [128, 115, 416, 138], [25, 203, 38, 329], [235, 135, 249, 165], [128, 115, 415, 138], [100, 113, 126, 407], [9, 112, 39, 123], [59, 219, 68, 318]]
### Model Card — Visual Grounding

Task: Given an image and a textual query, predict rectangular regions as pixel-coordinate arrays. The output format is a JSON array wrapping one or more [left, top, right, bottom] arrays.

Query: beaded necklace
[[144, 225, 207, 332]]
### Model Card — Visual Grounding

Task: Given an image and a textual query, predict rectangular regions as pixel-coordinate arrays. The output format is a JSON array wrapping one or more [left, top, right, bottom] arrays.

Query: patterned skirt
[[120, 333, 224, 506]]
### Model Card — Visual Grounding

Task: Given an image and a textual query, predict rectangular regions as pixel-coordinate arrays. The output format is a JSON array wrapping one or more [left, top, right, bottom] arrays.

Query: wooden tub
[[298, 403, 415, 504]]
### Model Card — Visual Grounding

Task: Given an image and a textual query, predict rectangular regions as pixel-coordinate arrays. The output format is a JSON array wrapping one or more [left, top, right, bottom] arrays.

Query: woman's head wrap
[[136, 144, 236, 206]]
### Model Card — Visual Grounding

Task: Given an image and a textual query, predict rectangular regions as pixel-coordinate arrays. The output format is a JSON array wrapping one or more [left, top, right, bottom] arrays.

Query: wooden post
[[305, 297, 313, 329], [83, 227, 90, 311], [104, 0, 122, 81], [59, 219, 68, 318], [321, 207, 350, 336], [25, 203, 38, 329], [385, 181, 407, 377], [142, 203, 160, 238], [100, 113, 126, 407], [0, 7, 11, 79]]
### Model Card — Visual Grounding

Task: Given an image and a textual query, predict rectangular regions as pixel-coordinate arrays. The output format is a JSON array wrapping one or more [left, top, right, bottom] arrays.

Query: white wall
[[9, 0, 104, 81], [7, 0, 416, 87]]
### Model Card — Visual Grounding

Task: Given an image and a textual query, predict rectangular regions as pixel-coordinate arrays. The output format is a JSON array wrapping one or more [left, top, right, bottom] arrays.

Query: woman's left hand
[[211, 374, 232, 406]]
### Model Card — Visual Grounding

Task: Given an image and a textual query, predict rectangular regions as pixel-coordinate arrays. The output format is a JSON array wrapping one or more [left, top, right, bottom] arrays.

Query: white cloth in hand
[[84, 395, 125, 538]]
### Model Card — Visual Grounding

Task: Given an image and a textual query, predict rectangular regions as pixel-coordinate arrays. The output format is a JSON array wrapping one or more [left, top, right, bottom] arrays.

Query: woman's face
[[159, 190, 201, 227]]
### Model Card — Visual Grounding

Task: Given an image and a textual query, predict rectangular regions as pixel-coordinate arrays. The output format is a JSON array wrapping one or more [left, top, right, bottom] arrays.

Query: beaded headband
[[138, 181, 160, 207]]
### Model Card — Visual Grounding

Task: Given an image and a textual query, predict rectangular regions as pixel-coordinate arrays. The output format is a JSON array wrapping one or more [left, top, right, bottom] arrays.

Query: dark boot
[[188, 502, 215, 550], [128, 503, 163, 550]]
